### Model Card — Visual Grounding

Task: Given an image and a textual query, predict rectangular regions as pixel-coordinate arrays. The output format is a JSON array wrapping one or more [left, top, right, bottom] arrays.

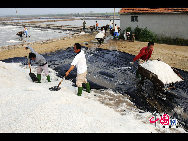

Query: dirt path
[[0, 33, 188, 71]]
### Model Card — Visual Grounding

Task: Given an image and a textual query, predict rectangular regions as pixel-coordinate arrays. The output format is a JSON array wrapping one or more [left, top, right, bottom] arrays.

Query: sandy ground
[[0, 33, 94, 60], [0, 32, 188, 71], [95, 39, 188, 71]]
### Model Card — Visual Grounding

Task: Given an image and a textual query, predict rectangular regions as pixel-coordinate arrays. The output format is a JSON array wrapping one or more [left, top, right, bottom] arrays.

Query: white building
[[119, 8, 188, 39]]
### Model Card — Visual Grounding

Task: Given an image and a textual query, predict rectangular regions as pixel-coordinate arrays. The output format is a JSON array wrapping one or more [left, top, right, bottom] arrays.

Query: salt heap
[[79, 31, 86, 35], [95, 32, 105, 39], [0, 61, 186, 133], [140, 60, 183, 84]]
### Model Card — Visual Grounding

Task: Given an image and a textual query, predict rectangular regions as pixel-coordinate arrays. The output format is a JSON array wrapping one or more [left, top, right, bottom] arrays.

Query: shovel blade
[[29, 73, 38, 82], [49, 86, 61, 91]]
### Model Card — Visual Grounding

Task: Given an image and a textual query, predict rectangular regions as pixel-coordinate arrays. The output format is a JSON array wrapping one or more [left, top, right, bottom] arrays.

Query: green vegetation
[[120, 26, 188, 46]]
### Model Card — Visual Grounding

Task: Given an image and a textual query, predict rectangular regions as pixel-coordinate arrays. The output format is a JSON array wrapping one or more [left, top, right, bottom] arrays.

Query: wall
[[120, 14, 188, 39]]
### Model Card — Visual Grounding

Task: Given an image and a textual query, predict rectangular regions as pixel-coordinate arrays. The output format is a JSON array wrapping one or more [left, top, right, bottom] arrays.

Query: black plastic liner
[[2, 47, 188, 131]]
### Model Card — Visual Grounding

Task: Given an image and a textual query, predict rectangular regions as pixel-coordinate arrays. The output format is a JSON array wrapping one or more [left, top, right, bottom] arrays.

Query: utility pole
[[84, 12, 85, 21], [113, 8, 115, 28], [15, 8, 18, 23]]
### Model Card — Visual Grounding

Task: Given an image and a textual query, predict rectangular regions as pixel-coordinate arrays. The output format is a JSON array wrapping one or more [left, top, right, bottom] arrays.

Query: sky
[[0, 8, 121, 16]]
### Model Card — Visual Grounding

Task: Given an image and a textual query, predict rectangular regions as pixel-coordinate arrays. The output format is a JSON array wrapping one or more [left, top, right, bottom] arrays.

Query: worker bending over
[[25, 46, 51, 83], [133, 41, 154, 63], [131, 41, 154, 79]]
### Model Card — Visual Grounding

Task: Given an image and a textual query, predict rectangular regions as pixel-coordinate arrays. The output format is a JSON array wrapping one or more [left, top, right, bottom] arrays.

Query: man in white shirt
[[114, 24, 119, 38], [65, 43, 90, 96], [108, 20, 113, 31], [95, 28, 105, 45], [24, 25, 28, 38]]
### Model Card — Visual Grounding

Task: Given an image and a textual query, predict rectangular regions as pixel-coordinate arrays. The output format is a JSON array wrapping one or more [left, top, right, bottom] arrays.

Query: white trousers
[[37, 64, 49, 76], [76, 71, 88, 87]]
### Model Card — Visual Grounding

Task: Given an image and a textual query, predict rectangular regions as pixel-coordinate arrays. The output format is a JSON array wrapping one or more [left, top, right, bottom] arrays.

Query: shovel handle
[[28, 60, 31, 73], [57, 76, 66, 88]]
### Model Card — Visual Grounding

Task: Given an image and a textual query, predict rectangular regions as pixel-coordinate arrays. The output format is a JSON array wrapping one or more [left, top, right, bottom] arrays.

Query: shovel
[[28, 60, 38, 82], [49, 76, 66, 91]]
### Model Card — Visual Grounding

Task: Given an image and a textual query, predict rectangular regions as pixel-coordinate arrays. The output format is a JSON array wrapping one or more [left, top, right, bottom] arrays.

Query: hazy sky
[[0, 8, 121, 16]]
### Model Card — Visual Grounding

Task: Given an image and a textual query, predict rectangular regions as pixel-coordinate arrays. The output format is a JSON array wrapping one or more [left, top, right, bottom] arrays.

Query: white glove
[[130, 62, 134, 65]]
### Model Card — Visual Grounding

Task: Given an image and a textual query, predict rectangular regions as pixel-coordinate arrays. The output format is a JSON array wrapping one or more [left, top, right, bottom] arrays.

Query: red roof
[[119, 8, 188, 14]]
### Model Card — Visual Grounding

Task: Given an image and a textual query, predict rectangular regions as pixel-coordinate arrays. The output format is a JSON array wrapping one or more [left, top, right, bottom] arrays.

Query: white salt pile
[[0, 61, 186, 133], [79, 31, 86, 35], [95, 32, 105, 39], [140, 60, 183, 84], [6, 40, 21, 43]]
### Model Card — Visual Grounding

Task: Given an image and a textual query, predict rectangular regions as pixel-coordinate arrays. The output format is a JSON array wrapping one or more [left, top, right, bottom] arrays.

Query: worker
[[95, 28, 105, 45], [83, 20, 86, 31], [96, 21, 99, 31], [108, 20, 113, 31], [23, 25, 28, 38], [101, 27, 105, 35], [131, 41, 154, 79], [65, 43, 90, 96], [25, 46, 51, 83], [113, 24, 119, 39], [133, 41, 154, 63]]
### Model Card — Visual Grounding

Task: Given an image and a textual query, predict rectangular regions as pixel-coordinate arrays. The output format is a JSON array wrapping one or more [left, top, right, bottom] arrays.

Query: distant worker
[[83, 20, 86, 31], [95, 28, 105, 45], [108, 20, 113, 31], [23, 25, 28, 38], [133, 41, 154, 63], [101, 27, 105, 35], [96, 21, 99, 31], [113, 24, 119, 39], [65, 43, 90, 96], [25, 46, 51, 83]]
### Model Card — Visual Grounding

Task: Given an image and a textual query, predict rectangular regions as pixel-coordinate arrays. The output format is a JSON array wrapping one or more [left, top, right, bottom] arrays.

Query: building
[[119, 8, 188, 39]]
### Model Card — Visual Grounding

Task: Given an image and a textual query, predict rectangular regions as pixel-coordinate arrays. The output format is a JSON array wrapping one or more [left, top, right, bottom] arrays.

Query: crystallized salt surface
[[0, 61, 186, 133], [140, 60, 183, 84]]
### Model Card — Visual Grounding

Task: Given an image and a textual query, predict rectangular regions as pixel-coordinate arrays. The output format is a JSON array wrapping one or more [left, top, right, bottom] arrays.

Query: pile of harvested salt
[[140, 60, 183, 84], [95, 32, 105, 39], [79, 31, 86, 35]]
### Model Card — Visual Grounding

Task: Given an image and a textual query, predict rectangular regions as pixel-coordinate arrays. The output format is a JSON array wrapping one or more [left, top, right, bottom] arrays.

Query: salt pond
[[0, 24, 67, 47]]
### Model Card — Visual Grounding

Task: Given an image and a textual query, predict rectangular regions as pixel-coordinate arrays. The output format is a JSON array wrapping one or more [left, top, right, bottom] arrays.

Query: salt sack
[[140, 60, 183, 84], [95, 32, 105, 39]]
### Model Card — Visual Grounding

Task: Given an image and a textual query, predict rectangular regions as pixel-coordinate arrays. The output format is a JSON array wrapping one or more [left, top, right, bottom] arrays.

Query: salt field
[[0, 24, 68, 47], [0, 10, 188, 133], [0, 18, 120, 47], [2, 47, 188, 131], [43, 19, 120, 27], [0, 61, 186, 133]]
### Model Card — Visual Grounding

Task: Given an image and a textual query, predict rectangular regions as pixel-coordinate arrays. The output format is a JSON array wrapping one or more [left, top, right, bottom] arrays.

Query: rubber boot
[[37, 74, 41, 83], [136, 69, 142, 80], [77, 87, 83, 96], [46, 75, 51, 82], [85, 82, 90, 93]]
